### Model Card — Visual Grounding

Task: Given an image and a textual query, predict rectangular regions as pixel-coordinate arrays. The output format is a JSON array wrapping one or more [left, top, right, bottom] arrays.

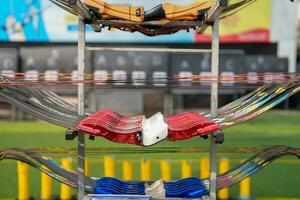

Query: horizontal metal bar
[[85, 47, 212, 53], [96, 19, 201, 27]]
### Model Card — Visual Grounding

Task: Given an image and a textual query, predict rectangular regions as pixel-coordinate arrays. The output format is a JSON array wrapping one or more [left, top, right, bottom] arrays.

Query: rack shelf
[[69, 0, 225, 199]]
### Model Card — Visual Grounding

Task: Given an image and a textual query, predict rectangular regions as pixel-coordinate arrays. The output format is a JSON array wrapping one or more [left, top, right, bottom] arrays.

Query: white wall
[[271, 0, 298, 72]]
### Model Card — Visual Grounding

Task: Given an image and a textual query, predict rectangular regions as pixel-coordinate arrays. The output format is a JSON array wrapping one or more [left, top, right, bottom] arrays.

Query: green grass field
[[0, 111, 300, 199]]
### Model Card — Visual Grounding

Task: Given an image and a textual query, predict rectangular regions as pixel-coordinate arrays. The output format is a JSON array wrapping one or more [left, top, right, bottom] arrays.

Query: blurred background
[[0, 0, 300, 199]]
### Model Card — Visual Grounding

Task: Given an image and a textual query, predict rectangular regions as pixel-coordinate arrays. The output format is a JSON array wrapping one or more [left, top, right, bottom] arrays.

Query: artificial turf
[[0, 111, 300, 199]]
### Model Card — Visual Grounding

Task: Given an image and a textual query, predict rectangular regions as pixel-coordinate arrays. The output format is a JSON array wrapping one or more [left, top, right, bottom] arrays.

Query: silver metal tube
[[85, 47, 212, 53], [209, 18, 219, 200], [78, 17, 86, 200]]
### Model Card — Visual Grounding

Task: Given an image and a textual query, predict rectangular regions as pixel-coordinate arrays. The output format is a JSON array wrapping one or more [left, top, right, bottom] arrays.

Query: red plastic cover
[[77, 110, 221, 145]]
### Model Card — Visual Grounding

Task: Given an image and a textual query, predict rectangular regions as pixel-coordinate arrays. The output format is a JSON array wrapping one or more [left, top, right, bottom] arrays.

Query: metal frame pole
[[78, 17, 86, 200], [209, 19, 219, 200]]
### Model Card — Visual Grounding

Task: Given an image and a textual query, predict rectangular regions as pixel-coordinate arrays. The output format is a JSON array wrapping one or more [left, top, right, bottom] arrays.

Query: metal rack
[[73, 0, 225, 199]]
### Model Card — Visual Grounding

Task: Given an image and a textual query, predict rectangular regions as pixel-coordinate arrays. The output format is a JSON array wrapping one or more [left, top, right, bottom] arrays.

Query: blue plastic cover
[[93, 177, 208, 198]]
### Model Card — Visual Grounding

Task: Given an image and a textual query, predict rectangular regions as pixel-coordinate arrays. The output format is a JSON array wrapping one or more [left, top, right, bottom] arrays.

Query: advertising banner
[[0, 0, 193, 43], [0, 0, 270, 43], [195, 0, 271, 43]]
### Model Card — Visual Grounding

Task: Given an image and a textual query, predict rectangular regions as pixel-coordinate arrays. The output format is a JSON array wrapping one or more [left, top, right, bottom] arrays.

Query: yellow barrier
[[160, 160, 171, 181], [140, 159, 152, 181], [218, 158, 230, 200], [122, 160, 133, 181], [240, 176, 251, 199], [85, 159, 90, 176], [60, 158, 72, 200], [200, 157, 210, 179], [17, 161, 30, 200], [41, 165, 52, 200], [239, 159, 251, 200], [181, 160, 192, 178], [104, 155, 115, 177]]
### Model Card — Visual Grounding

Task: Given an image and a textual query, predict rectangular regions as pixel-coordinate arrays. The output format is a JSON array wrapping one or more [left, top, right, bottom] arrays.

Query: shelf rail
[[209, 19, 219, 200], [85, 47, 212, 53], [77, 16, 86, 200]]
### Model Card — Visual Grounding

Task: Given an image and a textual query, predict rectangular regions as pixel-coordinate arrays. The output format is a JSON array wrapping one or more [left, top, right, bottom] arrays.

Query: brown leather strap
[[84, 0, 214, 22], [162, 1, 214, 21], [84, 0, 144, 22]]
